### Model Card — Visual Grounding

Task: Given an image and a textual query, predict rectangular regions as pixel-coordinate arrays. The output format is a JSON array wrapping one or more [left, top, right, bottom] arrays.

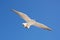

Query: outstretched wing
[[12, 9, 31, 22], [33, 21, 52, 31]]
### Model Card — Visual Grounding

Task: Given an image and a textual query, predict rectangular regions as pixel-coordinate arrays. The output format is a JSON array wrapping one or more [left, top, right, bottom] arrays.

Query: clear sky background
[[0, 0, 60, 40]]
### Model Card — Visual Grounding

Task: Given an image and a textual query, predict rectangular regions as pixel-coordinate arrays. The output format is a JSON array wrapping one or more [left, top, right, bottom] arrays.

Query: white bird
[[12, 9, 52, 31]]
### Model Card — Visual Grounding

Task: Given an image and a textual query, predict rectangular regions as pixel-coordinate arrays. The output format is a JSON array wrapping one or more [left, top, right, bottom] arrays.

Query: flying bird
[[12, 9, 52, 31]]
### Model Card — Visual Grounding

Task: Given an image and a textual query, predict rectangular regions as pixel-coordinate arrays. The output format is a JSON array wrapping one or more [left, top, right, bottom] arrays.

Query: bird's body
[[12, 9, 52, 31]]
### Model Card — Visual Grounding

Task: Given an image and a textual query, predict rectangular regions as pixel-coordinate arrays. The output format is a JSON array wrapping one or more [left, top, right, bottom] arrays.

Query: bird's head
[[22, 23, 28, 28]]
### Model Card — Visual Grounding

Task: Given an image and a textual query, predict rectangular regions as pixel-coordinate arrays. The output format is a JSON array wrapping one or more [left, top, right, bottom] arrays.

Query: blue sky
[[0, 0, 60, 40]]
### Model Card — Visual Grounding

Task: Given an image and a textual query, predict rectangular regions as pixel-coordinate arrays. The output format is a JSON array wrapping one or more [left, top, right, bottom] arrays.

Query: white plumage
[[12, 9, 52, 31]]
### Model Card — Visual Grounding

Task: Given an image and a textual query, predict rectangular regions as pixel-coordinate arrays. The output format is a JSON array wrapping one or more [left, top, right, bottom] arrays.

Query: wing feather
[[33, 22, 52, 31], [12, 9, 31, 22]]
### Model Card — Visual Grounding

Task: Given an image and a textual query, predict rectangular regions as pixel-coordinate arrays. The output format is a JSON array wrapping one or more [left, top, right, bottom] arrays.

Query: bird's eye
[[22, 24, 24, 26], [25, 27, 27, 28]]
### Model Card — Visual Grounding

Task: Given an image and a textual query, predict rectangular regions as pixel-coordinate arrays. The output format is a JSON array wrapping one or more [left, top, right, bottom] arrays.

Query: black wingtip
[[43, 28, 52, 31], [47, 28, 52, 31], [11, 9, 19, 13], [11, 9, 15, 11]]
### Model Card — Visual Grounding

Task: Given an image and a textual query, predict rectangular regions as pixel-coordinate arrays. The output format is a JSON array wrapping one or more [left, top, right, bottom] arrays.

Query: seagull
[[12, 9, 52, 31]]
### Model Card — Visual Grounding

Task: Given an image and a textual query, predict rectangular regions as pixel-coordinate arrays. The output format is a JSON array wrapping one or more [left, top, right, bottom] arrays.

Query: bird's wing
[[33, 21, 52, 31], [12, 9, 31, 22]]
